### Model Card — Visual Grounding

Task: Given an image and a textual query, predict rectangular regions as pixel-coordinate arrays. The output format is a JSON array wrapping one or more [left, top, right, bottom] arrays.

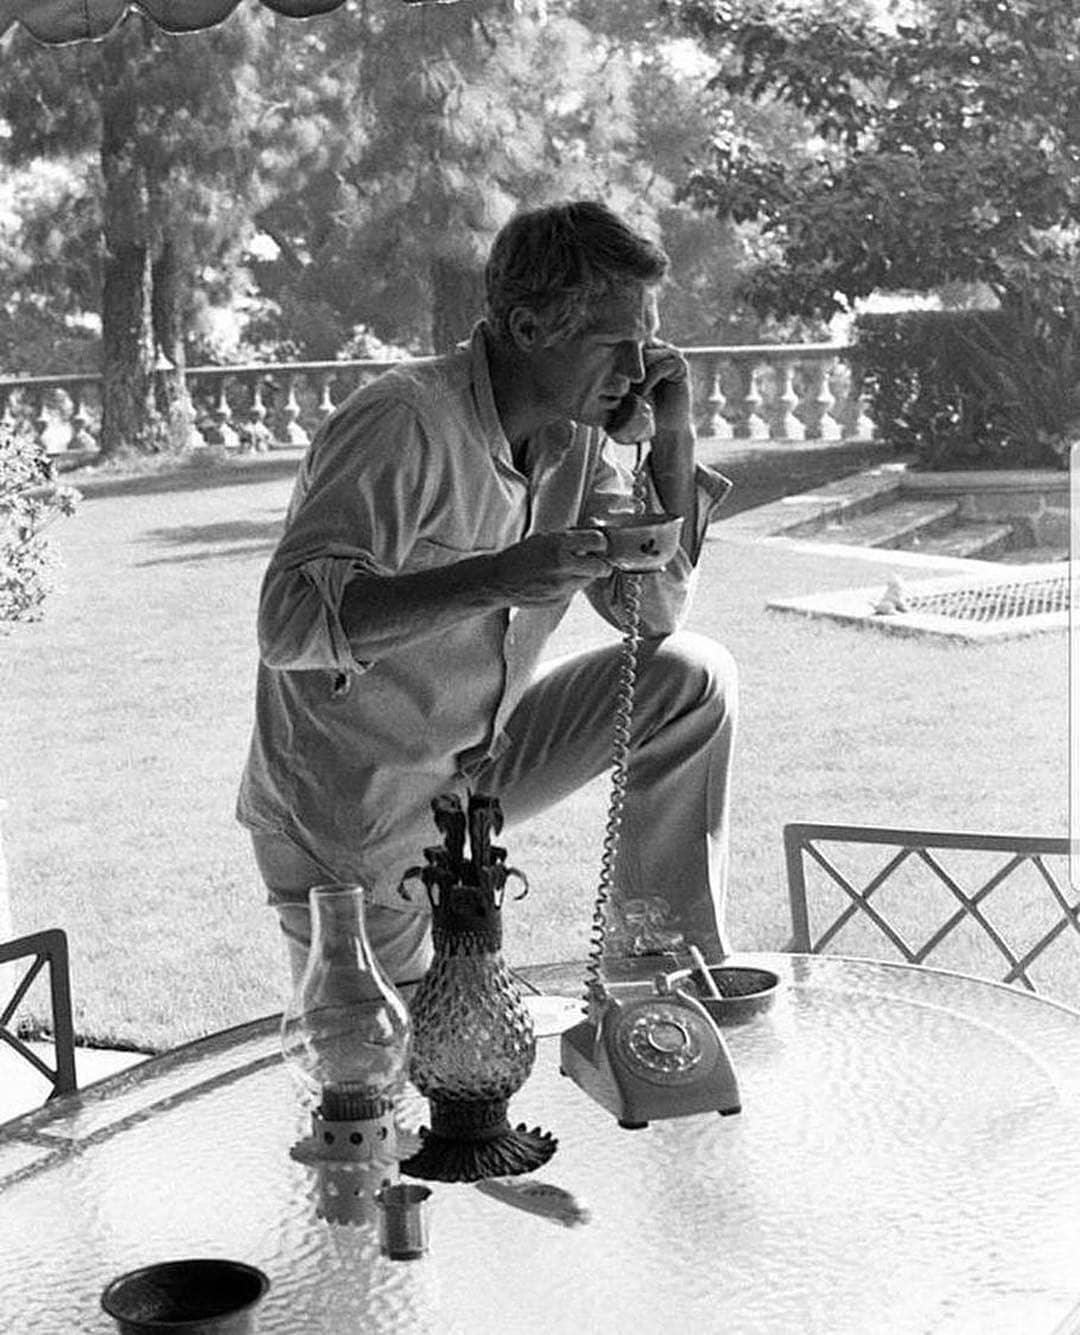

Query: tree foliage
[[0, 9, 282, 454], [0, 0, 814, 455], [671, 0, 1080, 318], [671, 0, 1080, 462], [250, 0, 757, 354]]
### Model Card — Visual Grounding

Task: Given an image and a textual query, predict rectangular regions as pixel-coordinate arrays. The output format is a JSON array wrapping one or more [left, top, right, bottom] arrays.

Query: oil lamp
[[398, 793, 557, 1183], [282, 883, 412, 1224]]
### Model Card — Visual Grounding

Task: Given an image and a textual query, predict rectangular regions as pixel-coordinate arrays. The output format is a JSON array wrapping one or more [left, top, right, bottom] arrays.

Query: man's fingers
[[641, 342, 688, 394], [563, 528, 607, 560]]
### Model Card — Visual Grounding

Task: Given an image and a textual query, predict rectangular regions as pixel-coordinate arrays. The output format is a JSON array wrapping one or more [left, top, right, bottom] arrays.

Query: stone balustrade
[[0, 344, 873, 461]]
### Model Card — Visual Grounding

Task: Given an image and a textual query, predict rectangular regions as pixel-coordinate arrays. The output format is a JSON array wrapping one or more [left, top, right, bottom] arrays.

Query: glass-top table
[[3, 954, 1080, 1334]]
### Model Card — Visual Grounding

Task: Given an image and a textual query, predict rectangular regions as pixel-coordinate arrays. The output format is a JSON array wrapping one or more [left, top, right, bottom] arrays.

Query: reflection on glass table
[[2, 954, 1080, 1335]]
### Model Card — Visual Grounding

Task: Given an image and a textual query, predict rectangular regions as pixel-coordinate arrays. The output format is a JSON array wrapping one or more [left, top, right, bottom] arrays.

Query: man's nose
[[621, 343, 646, 383]]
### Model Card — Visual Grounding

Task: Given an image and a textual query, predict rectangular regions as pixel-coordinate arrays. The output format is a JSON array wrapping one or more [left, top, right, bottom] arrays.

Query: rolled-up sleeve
[[582, 442, 733, 636], [257, 394, 432, 672]]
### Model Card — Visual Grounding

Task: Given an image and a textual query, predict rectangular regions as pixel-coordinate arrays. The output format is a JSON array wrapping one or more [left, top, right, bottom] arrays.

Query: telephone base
[[560, 998, 736, 1132]]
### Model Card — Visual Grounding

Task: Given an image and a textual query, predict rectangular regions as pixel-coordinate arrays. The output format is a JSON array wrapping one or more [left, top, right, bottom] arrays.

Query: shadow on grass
[[136, 517, 284, 566], [64, 449, 305, 501], [69, 438, 897, 512]]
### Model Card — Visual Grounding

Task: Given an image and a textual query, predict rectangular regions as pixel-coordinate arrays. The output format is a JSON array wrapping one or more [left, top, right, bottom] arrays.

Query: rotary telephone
[[558, 379, 742, 1129]]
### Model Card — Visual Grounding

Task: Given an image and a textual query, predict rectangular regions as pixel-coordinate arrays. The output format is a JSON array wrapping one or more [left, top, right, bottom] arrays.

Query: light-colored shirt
[[237, 325, 732, 907]]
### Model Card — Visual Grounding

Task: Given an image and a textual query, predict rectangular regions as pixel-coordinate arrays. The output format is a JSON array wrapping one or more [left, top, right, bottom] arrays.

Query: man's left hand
[[639, 341, 693, 438]]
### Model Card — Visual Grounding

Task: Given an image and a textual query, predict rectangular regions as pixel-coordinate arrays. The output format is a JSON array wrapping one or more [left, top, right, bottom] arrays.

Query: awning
[[0, 0, 351, 46]]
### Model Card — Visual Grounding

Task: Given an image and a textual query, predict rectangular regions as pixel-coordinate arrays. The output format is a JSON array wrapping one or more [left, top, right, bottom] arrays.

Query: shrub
[[853, 309, 1076, 471], [0, 423, 79, 627]]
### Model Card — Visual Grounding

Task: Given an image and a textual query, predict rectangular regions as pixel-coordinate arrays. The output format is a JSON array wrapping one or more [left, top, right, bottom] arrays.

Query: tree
[[1, 9, 278, 456], [670, 0, 1080, 322], [253, 0, 666, 355]]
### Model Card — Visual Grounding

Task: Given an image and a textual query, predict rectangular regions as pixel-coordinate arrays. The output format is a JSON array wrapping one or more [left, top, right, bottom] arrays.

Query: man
[[237, 199, 737, 987]]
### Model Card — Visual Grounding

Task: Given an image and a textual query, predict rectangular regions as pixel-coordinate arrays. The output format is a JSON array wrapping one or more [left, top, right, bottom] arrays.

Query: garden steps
[[899, 521, 1020, 561], [790, 494, 1035, 561], [719, 463, 1051, 563], [811, 498, 962, 550]]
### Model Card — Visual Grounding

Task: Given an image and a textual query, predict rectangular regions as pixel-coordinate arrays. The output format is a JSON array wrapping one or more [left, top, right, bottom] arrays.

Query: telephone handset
[[605, 389, 656, 446]]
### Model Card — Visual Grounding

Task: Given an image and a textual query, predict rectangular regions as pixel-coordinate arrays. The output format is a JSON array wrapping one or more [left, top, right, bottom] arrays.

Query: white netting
[[908, 571, 1073, 623]]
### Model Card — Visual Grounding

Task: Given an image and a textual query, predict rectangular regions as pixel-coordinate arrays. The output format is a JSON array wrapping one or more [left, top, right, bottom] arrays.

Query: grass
[[0, 440, 1068, 1051]]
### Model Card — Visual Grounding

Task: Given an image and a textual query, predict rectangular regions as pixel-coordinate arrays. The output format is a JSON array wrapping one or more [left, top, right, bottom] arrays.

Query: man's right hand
[[489, 528, 609, 606]]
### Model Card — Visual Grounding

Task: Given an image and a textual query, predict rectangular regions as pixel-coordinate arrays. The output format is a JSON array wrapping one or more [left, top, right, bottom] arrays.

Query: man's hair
[[484, 200, 669, 347]]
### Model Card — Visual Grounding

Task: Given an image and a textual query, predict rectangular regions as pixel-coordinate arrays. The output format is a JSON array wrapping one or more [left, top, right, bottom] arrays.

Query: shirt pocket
[[404, 536, 500, 571]]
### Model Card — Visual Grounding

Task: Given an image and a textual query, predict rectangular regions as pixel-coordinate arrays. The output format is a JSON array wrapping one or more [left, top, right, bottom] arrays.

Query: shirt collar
[[469, 323, 515, 464]]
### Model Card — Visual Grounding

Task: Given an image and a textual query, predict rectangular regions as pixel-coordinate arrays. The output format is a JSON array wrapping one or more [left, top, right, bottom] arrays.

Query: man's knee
[[642, 630, 737, 717]]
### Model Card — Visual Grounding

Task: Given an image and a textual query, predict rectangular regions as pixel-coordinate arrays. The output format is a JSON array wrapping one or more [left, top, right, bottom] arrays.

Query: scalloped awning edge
[[0, 0, 350, 46]]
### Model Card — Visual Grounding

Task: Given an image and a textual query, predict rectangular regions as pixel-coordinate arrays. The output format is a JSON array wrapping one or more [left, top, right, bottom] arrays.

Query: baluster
[[777, 359, 805, 441], [208, 376, 240, 451], [67, 384, 97, 454], [276, 372, 310, 448], [705, 357, 733, 440], [853, 399, 875, 439], [845, 363, 876, 439], [244, 375, 273, 453], [0, 387, 16, 436], [316, 372, 336, 418], [33, 388, 54, 455], [744, 363, 770, 441], [815, 358, 843, 441]]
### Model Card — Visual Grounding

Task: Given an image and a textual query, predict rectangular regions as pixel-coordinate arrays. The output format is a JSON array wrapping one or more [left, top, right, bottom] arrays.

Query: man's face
[[525, 284, 659, 428]]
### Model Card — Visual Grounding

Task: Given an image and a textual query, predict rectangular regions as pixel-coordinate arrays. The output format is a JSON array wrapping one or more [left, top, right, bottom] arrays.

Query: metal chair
[[0, 929, 77, 1101], [783, 824, 1077, 996]]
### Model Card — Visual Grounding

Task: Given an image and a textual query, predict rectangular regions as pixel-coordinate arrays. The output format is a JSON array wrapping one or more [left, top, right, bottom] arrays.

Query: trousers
[[253, 629, 737, 987]]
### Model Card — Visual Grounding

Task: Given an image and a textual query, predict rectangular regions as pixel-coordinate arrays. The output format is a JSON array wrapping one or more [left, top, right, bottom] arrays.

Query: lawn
[[0, 440, 1068, 1050]]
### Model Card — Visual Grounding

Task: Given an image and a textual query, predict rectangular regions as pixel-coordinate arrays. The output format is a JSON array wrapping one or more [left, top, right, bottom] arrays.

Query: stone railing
[[0, 344, 873, 460]]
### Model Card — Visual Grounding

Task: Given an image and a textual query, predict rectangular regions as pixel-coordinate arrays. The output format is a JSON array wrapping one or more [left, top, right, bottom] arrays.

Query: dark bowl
[[101, 1258, 269, 1334], [669, 964, 780, 1025]]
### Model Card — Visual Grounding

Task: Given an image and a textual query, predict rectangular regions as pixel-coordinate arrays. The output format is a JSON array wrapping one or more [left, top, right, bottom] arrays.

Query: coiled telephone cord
[[583, 448, 650, 1002]]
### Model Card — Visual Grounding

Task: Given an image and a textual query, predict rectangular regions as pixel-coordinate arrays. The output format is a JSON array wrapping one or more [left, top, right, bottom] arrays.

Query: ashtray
[[101, 1257, 269, 1333], [667, 964, 780, 1025]]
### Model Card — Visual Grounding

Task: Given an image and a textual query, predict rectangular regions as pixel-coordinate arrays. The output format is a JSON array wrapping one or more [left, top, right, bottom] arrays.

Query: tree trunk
[[98, 24, 163, 458], [152, 233, 200, 450], [431, 256, 486, 352]]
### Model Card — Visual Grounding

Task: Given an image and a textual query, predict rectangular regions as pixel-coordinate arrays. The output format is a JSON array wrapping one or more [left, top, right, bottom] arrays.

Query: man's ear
[[507, 306, 541, 352]]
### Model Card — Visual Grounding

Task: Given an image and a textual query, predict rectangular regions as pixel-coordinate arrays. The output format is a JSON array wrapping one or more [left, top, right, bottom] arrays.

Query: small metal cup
[[376, 1183, 432, 1260]]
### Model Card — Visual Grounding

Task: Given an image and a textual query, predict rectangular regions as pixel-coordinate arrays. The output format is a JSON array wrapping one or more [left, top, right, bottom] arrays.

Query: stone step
[[901, 521, 1020, 561], [813, 499, 961, 549], [1002, 545, 1070, 564], [760, 469, 904, 539]]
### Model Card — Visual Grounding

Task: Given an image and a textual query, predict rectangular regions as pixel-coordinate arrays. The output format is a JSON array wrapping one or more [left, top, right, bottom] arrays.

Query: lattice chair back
[[0, 929, 77, 1110], [784, 824, 1078, 1005]]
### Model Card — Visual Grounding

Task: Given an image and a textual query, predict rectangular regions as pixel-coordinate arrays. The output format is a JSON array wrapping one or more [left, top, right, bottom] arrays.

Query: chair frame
[[0, 929, 77, 1099], [784, 823, 1076, 991]]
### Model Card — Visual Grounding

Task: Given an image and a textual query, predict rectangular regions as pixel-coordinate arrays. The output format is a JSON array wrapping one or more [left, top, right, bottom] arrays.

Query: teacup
[[588, 513, 684, 572]]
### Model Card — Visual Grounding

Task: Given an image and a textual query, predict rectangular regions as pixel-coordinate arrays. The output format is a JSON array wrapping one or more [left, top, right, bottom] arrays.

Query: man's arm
[[637, 341, 699, 560], [260, 528, 610, 671]]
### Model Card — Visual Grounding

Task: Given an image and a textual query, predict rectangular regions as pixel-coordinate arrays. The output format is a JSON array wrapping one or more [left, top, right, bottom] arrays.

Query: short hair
[[484, 200, 669, 347]]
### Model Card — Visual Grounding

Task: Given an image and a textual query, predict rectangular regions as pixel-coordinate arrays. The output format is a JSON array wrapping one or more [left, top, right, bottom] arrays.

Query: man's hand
[[639, 340, 693, 438], [635, 340, 697, 547], [340, 526, 610, 661], [490, 528, 609, 606]]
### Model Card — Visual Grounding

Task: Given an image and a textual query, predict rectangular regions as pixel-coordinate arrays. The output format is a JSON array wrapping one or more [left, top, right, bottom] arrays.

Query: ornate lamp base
[[400, 1096, 557, 1183]]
